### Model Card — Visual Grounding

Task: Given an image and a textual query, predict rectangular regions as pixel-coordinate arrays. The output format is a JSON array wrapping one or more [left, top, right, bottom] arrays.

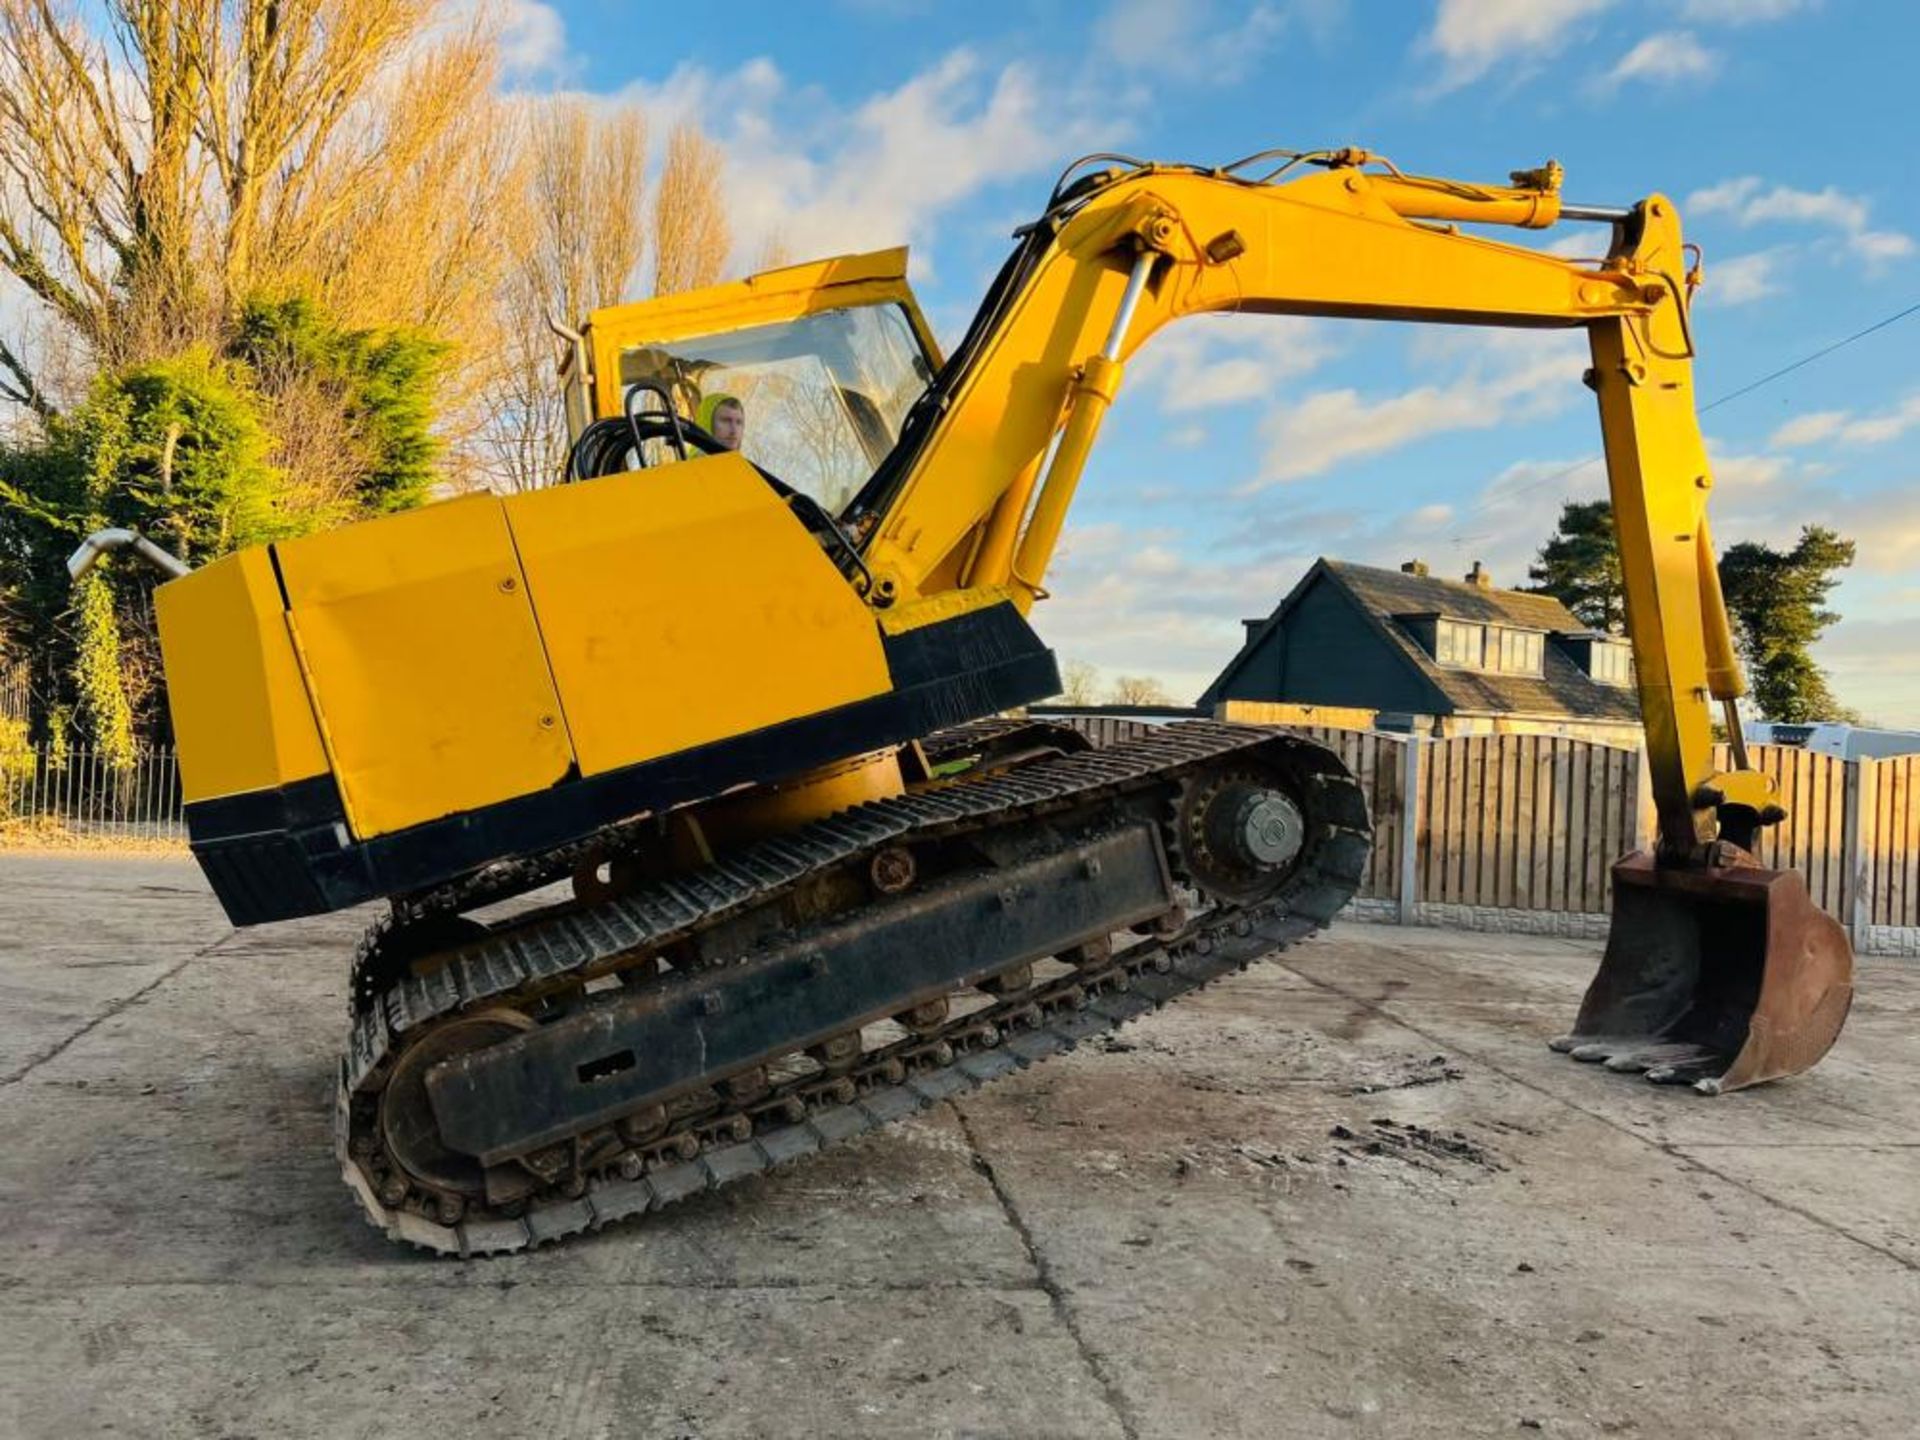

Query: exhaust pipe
[[66, 529, 190, 583]]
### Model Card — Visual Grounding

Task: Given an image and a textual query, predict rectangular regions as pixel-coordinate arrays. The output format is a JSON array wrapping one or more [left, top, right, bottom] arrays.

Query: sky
[[23, 0, 1920, 720]]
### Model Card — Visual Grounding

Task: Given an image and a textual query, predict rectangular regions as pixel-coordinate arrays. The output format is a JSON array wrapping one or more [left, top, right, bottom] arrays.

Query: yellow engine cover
[[153, 547, 331, 806], [161, 454, 892, 842], [502, 456, 891, 779], [274, 495, 576, 839]]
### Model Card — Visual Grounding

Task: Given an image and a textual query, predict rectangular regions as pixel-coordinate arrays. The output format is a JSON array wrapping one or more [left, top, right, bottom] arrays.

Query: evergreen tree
[[0, 310, 442, 750], [234, 298, 446, 516], [1528, 499, 1625, 632], [1526, 503, 1855, 722], [1718, 526, 1857, 723], [1, 352, 282, 751]]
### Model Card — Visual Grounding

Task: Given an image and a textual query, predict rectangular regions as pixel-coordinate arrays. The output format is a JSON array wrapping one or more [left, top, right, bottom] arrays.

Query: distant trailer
[[1745, 722, 1920, 761]]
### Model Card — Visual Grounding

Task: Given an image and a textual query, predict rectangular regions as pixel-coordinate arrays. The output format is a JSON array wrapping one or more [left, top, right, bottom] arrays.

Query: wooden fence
[[1712, 742, 1853, 924], [1350, 735, 1920, 941], [1412, 734, 1643, 915], [1052, 714, 1920, 947]]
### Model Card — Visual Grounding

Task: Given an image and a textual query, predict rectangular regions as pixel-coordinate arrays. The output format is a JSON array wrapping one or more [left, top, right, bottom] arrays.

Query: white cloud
[[1424, 0, 1615, 89], [1768, 394, 1920, 448], [1700, 178, 1866, 230], [1602, 30, 1718, 87], [1224, 451, 1615, 607], [1703, 249, 1782, 304], [1252, 331, 1587, 487], [1704, 442, 1792, 493], [1128, 317, 1338, 414], [619, 50, 1108, 268], [1769, 411, 1846, 447], [1035, 521, 1288, 701], [1678, 0, 1813, 23], [1716, 474, 1920, 580], [1839, 393, 1920, 445], [497, 0, 566, 74], [1425, 456, 1609, 585], [1096, 0, 1291, 83], [1686, 176, 1912, 263], [1851, 230, 1917, 263], [1819, 615, 1920, 729], [1536, 231, 1609, 261]]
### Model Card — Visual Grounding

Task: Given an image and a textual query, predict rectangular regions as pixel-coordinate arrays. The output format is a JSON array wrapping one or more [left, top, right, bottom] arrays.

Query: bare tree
[[1055, 659, 1100, 706], [478, 96, 649, 493], [0, 0, 514, 408], [651, 123, 729, 297], [478, 109, 742, 493], [1109, 674, 1172, 705]]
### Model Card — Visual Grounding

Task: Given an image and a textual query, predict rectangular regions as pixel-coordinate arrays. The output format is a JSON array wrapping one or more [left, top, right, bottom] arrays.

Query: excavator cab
[[560, 247, 942, 512]]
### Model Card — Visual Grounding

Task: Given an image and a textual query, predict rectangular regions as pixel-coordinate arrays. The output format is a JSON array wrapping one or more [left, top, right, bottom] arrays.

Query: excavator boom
[[119, 147, 1850, 1254], [844, 151, 1852, 1093]]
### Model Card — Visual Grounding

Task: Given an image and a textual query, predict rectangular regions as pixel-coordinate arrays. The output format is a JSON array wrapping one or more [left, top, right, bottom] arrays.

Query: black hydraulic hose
[[625, 381, 688, 463], [842, 220, 1057, 531], [840, 156, 1161, 536]]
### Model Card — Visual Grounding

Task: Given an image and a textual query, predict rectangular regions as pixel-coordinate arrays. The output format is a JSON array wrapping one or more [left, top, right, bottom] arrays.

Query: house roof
[[1329, 560, 1577, 632], [1200, 559, 1640, 723]]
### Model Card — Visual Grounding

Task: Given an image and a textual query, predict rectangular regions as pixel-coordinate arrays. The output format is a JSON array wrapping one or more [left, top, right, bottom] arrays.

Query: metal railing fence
[[0, 743, 185, 841]]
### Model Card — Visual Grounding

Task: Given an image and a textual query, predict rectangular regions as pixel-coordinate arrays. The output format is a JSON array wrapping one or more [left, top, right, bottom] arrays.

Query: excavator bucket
[[1552, 850, 1854, 1094]]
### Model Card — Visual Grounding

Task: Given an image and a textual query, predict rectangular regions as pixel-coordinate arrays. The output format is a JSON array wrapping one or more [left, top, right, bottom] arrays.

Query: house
[[1198, 559, 1642, 744]]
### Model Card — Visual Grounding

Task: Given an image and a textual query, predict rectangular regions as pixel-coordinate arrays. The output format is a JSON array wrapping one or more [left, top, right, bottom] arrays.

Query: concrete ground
[[0, 853, 1914, 1440]]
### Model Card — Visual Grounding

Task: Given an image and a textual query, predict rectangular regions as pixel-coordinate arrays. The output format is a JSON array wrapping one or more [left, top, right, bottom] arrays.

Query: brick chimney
[[1400, 559, 1429, 577], [1465, 561, 1493, 590]]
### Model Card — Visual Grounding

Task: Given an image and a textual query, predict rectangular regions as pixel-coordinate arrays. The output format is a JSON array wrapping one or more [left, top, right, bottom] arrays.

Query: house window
[[1432, 620, 1544, 676], [1435, 620, 1484, 668], [1588, 641, 1634, 686], [1495, 627, 1544, 676]]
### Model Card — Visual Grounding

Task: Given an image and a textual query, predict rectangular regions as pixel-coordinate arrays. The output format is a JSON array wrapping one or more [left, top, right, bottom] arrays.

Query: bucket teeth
[[1557, 1037, 1643, 1063], [1603, 1041, 1722, 1074], [1643, 1055, 1726, 1086]]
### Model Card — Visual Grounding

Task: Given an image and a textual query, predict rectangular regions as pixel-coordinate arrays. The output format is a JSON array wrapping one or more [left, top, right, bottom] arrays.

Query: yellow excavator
[[76, 148, 1854, 1255]]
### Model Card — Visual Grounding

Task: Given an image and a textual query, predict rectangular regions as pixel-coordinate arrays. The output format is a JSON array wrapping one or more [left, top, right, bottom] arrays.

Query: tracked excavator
[[79, 148, 1855, 1255]]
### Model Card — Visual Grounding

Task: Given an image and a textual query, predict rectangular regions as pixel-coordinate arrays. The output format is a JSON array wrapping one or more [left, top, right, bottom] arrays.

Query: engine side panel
[[273, 496, 575, 840], [153, 548, 330, 806], [502, 455, 891, 778]]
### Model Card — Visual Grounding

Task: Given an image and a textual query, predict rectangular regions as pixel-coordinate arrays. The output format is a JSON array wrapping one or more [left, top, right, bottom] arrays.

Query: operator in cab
[[698, 393, 746, 452]]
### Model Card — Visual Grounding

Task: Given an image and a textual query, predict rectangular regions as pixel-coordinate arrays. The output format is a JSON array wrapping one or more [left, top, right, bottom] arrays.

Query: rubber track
[[339, 721, 1370, 1256]]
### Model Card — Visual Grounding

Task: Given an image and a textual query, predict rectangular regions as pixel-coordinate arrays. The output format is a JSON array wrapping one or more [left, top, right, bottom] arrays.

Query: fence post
[[1397, 737, 1422, 926], [1845, 757, 1874, 945]]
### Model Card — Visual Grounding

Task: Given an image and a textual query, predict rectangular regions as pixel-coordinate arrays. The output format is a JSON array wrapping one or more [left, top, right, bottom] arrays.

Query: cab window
[[618, 303, 934, 515]]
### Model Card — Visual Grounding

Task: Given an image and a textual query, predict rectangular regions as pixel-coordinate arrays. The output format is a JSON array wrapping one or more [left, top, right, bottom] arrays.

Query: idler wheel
[[379, 1008, 534, 1200]]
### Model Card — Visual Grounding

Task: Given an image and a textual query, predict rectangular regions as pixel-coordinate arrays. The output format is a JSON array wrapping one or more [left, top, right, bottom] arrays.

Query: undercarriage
[[337, 721, 1372, 1255]]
